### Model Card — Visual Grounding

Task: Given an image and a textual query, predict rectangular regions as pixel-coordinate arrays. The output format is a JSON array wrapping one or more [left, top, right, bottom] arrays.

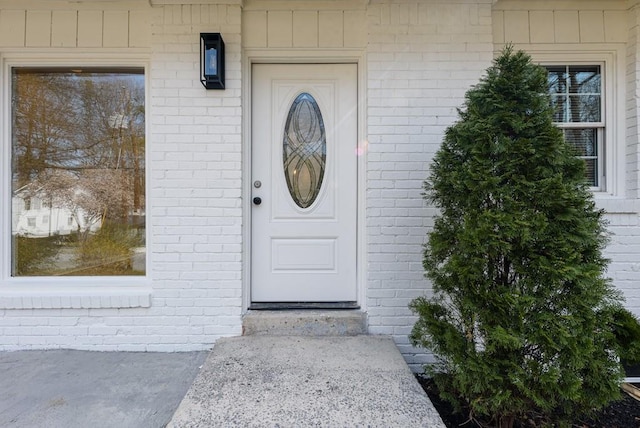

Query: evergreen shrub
[[410, 47, 624, 428]]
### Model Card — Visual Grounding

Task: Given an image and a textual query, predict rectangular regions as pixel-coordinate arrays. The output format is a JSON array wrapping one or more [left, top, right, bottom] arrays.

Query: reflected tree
[[11, 68, 145, 276]]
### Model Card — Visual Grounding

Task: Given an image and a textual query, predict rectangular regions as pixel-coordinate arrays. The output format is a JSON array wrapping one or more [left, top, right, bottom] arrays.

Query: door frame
[[241, 49, 367, 312]]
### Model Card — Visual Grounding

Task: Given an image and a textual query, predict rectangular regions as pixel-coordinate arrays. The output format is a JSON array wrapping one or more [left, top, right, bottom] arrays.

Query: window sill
[[0, 280, 151, 309]]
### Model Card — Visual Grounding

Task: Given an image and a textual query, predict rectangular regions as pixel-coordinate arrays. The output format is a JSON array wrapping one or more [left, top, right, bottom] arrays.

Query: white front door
[[251, 63, 357, 303]]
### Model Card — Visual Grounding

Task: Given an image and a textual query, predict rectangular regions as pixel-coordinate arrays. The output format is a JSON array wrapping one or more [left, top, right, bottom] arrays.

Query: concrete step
[[167, 335, 446, 428], [242, 310, 367, 336]]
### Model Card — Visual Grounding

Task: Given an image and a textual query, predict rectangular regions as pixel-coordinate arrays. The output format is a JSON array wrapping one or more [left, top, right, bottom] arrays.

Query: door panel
[[251, 64, 357, 302]]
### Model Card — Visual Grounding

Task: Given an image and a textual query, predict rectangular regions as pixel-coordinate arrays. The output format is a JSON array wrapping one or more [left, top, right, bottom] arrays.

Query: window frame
[[542, 63, 605, 190], [529, 48, 623, 198], [0, 52, 151, 309]]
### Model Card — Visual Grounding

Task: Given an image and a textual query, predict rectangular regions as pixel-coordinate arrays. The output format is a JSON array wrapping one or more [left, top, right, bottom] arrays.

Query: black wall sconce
[[200, 33, 225, 89]]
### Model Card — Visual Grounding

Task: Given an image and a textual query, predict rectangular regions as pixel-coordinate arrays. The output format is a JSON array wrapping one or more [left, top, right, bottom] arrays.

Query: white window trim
[[0, 51, 152, 309], [544, 62, 605, 190], [520, 46, 625, 200]]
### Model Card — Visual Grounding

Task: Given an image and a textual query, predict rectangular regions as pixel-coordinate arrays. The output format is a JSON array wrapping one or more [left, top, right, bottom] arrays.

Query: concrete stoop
[[168, 335, 446, 428], [242, 310, 367, 336]]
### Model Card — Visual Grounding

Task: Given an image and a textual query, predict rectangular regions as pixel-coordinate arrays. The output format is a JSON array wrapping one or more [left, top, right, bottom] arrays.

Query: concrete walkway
[[0, 336, 445, 427], [168, 335, 445, 427]]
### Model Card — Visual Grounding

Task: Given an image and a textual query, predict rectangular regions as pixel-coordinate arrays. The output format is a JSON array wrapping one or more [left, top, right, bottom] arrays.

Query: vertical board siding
[[492, 8, 505, 44], [0, 7, 150, 48], [0, 10, 26, 47], [503, 10, 529, 44], [493, 5, 626, 44], [529, 11, 554, 43], [292, 11, 318, 48], [103, 11, 129, 48], [242, 6, 365, 49], [51, 11, 77, 47], [554, 11, 580, 43], [78, 10, 103, 47], [129, 10, 150, 47], [267, 11, 293, 47], [318, 11, 344, 47], [242, 10, 267, 47], [579, 11, 605, 43], [605, 10, 627, 42], [344, 10, 366, 48], [25, 10, 51, 47]]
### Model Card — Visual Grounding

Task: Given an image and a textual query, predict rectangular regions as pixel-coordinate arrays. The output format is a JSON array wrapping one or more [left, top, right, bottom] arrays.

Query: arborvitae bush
[[409, 47, 624, 428], [611, 307, 640, 366]]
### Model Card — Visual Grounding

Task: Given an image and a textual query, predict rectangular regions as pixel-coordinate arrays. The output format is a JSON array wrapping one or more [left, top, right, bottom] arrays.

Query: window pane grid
[[545, 64, 603, 189], [562, 127, 601, 188]]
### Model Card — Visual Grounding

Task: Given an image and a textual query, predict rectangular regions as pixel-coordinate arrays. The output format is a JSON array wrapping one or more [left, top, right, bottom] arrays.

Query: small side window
[[544, 65, 604, 189]]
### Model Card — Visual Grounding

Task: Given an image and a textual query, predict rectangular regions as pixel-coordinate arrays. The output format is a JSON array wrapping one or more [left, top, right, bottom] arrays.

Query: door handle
[[253, 197, 262, 205]]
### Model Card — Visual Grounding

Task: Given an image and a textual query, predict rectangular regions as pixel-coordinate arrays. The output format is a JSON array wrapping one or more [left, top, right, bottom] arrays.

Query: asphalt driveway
[[0, 349, 207, 428]]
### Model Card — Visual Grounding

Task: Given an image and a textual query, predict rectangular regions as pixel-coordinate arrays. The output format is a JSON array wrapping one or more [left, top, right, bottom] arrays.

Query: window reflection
[[11, 67, 145, 276], [546, 65, 602, 188]]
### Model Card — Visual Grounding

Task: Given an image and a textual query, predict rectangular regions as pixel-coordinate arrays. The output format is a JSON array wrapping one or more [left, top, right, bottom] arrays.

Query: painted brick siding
[[147, 3, 244, 348], [605, 212, 640, 310], [150, 5, 242, 346], [0, 3, 243, 351], [365, 0, 494, 370], [622, 1, 640, 315], [0, 0, 639, 370], [628, 0, 640, 198]]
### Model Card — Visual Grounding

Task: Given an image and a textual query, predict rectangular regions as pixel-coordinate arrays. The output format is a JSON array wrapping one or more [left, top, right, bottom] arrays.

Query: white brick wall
[[145, 2, 245, 347], [605, 211, 640, 309], [365, 0, 494, 370], [0, 0, 638, 371], [0, 3, 244, 351], [627, 0, 640, 198]]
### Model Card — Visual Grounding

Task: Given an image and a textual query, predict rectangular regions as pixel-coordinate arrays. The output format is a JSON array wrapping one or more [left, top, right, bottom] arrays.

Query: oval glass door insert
[[283, 93, 326, 208]]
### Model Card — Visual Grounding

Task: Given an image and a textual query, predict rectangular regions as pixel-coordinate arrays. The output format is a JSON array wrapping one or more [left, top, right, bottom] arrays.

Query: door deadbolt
[[254, 180, 262, 188]]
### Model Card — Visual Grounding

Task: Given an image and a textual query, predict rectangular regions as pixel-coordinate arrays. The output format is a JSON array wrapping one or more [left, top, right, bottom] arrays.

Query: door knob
[[253, 197, 262, 205]]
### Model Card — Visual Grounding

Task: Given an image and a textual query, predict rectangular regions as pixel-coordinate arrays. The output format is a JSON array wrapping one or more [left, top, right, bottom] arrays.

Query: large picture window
[[544, 65, 603, 188], [11, 67, 145, 276]]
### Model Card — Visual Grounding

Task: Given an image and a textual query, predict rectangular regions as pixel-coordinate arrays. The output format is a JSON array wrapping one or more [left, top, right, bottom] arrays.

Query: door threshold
[[249, 302, 360, 310]]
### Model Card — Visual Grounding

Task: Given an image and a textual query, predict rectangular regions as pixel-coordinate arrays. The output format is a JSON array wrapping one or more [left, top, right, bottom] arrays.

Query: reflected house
[[11, 184, 101, 238]]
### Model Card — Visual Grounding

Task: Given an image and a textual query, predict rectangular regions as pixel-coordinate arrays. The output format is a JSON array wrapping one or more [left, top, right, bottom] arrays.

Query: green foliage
[[610, 306, 640, 365], [410, 47, 623, 427], [13, 235, 60, 275], [76, 223, 142, 275]]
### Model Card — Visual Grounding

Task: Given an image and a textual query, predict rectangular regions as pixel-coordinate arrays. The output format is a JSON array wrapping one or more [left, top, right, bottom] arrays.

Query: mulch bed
[[416, 375, 640, 427]]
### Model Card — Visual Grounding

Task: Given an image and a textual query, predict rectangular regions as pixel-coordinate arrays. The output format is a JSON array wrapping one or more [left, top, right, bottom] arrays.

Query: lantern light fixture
[[200, 33, 225, 90]]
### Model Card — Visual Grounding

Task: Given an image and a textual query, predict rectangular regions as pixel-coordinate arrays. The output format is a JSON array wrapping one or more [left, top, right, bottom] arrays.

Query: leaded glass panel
[[283, 93, 326, 209]]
